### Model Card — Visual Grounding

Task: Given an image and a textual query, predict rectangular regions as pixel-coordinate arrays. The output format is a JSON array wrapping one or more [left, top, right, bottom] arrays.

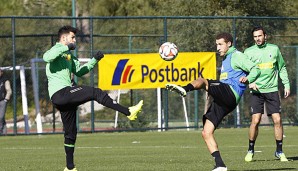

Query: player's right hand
[[249, 82, 258, 91], [284, 89, 290, 98]]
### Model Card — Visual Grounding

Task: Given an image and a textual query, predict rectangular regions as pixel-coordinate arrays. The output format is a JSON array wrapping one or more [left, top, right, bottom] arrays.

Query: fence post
[[163, 17, 169, 130], [194, 90, 199, 129], [296, 47, 298, 120], [89, 17, 95, 133], [31, 58, 43, 134], [11, 17, 18, 135]]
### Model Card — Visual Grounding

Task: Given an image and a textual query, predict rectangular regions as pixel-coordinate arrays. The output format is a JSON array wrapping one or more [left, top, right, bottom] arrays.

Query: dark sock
[[183, 83, 194, 92], [102, 96, 130, 115], [65, 144, 75, 169], [276, 140, 283, 152], [211, 151, 226, 167], [248, 139, 255, 152]]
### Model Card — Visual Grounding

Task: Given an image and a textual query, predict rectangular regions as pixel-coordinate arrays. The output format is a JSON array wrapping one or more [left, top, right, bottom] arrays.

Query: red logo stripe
[[122, 65, 132, 83]]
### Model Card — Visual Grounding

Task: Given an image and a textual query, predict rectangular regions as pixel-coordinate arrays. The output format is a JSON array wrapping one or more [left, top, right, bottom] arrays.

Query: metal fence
[[0, 16, 297, 135]]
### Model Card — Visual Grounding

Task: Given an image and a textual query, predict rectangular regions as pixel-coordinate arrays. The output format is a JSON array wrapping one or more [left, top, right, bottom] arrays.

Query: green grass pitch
[[0, 127, 297, 171]]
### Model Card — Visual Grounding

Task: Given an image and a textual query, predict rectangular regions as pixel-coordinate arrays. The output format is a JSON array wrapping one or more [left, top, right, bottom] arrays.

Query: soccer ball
[[159, 42, 178, 61]]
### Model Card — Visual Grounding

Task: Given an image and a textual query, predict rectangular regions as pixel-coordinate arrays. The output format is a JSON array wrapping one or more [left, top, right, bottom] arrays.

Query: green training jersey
[[244, 43, 290, 93], [224, 46, 260, 103], [43, 42, 98, 98]]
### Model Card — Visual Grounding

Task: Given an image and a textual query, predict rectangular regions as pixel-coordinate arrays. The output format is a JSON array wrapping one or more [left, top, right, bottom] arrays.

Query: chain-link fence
[[0, 16, 297, 135]]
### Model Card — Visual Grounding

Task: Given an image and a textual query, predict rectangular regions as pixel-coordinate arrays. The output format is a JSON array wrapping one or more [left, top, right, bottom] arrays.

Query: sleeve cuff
[[284, 84, 290, 90]]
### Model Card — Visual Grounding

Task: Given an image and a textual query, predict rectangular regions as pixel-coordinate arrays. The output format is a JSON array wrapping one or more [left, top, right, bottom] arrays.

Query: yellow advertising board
[[98, 52, 216, 90]]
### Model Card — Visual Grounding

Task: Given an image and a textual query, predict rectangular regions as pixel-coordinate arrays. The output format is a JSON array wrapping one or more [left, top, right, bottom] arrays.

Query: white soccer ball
[[159, 42, 178, 61]]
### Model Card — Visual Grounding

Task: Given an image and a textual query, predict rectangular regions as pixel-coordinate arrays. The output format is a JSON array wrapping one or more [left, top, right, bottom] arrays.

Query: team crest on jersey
[[62, 53, 71, 60]]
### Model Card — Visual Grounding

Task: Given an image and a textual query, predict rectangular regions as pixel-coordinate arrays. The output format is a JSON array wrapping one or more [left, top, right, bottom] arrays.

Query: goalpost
[[156, 88, 189, 132]]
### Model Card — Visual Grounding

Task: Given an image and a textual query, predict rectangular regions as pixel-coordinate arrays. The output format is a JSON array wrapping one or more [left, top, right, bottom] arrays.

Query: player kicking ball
[[166, 32, 260, 171], [43, 25, 143, 171]]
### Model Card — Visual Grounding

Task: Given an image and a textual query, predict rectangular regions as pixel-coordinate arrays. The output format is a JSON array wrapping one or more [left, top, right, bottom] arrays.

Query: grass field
[[0, 126, 297, 171]]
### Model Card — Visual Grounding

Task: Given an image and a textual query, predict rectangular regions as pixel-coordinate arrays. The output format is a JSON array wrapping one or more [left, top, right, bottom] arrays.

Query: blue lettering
[[141, 65, 149, 82], [181, 68, 188, 81], [159, 69, 165, 82], [198, 62, 204, 78], [165, 65, 170, 82], [171, 63, 179, 82], [141, 62, 204, 83], [150, 69, 157, 82], [189, 68, 196, 80]]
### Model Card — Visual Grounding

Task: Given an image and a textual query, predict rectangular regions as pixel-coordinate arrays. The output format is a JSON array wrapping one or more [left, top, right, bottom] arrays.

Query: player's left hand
[[94, 51, 104, 61], [284, 89, 290, 98]]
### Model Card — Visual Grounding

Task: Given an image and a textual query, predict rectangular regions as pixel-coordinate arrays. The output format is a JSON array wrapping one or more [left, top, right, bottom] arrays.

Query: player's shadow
[[287, 156, 298, 161], [250, 156, 298, 162], [229, 156, 298, 171], [230, 169, 297, 171]]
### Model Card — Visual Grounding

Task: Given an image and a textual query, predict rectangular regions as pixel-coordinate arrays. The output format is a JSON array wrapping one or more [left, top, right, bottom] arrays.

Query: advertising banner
[[98, 52, 216, 90]]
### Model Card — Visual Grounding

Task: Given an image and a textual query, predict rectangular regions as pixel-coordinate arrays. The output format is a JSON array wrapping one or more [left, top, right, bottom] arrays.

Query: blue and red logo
[[112, 59, 135, 85]]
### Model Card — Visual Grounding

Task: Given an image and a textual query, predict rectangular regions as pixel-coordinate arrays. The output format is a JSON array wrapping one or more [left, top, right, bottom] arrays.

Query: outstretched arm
[[72, 51, 105, 77], [43, 43, 69, 62]]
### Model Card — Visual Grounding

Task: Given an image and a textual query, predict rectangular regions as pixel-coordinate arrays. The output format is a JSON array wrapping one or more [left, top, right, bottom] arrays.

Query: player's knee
[[201, 129, 211, 139], [251, 117, 261, 126], [94, 88, 109, 103], [192, 78, 206, 89], [251, 120, 260, 127], [273, 117, 282, 125], [201, 131, 206, 139], [65, 136, 76, 145], [64, 133, 77, 145]]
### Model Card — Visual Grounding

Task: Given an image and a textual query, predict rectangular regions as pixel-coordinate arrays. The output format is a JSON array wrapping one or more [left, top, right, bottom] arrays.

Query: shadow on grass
[[230, 168, 297, 171], [287, 156, 298, 161], [229, 156, 298, 171], [247, 156, 298, 162]]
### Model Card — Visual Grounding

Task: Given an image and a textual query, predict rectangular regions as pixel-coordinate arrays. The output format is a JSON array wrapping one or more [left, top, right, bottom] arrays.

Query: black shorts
[[51, 85, 108, 143], [203, 80, 237, 128], [250, 91, 281, 115]]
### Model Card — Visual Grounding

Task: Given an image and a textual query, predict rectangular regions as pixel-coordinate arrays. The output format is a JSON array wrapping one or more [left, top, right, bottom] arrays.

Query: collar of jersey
[[256, 42, 267, 49]]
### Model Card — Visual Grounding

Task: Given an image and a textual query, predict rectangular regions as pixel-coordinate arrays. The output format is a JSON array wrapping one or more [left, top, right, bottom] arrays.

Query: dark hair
[[252, 26, 266, 35], [58, 25, 77, 40], [216, 32, 233, 45]]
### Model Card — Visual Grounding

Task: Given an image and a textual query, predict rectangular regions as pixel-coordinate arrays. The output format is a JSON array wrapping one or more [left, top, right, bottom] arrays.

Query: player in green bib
[[244, 26, 290, 162], [43, 26, 143, 171]]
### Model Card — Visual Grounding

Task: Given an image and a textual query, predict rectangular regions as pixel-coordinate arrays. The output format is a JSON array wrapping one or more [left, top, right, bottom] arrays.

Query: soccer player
[[244, 26, 290, 162], [0, 68, 12, 135], [166, 32, 260, 171], [43, 25, 143, 171]]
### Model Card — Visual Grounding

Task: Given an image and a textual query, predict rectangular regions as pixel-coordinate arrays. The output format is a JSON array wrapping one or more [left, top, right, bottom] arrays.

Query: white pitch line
[[2, 145, 198, 150], [3, 144, 298, 150]]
